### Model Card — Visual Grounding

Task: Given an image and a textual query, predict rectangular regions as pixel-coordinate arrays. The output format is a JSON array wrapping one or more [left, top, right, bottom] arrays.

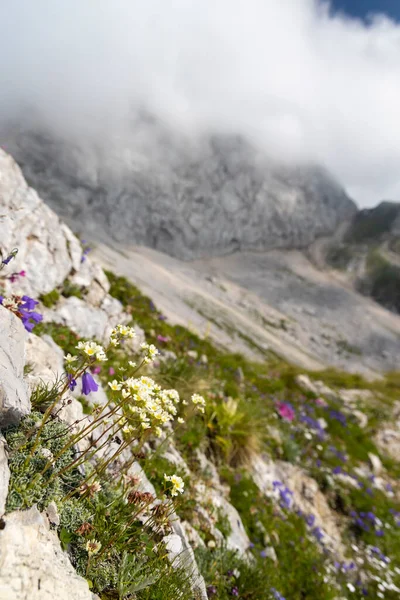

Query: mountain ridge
[[2, 122, 357, 260]]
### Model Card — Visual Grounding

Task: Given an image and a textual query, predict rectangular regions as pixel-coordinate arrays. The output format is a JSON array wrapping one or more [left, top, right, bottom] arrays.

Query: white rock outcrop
[[167, 518, 208, 600], [0, 306, 30, 427], [0, 507, 95, 600], [0, 149, 82, 297], [24, 333, 64, 391], [42, 296, 126, 343]]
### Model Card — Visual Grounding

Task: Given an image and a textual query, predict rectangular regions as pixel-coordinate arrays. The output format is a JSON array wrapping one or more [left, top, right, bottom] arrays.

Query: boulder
[[0, 507, 95, 600], [24, 333, 64, 391], [208, 490, 250, 554], [42, 296, 127, 343]]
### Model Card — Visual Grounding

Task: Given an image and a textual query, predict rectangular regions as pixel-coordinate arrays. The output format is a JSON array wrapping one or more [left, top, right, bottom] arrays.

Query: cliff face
[[3, 124, 356, 259]]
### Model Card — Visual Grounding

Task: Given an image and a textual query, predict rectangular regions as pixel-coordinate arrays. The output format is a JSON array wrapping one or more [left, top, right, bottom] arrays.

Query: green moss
[[34, 321, 81, 355], [39, 289, 60, 308], [61, 278, 86, 299]]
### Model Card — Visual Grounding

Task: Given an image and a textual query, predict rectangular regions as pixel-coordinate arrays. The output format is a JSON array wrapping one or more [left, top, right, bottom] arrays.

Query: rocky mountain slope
[[311, 201, 400, 314], [1, 149, 400, 600], [2, 121, 356, 259]]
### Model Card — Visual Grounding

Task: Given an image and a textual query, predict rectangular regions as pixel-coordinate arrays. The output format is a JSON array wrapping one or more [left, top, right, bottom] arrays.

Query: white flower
[[191, 393, 206, 413], [2, 297, 19, 310], [128, 361, 137, 368], [76, 341, 107, 362], [207, 540, 216, 549], [86, 539, 101, 555], [177, 417, 184, 424], [140, 343, 160, 363], [347, 583, 356, 593], [112, 324, 136, 339], [64, 353, 78, 364], [164, 473, 185, 496], [40, 448, 54, 460], [96, 349, 108, 362], [108, 380, 122, 391]]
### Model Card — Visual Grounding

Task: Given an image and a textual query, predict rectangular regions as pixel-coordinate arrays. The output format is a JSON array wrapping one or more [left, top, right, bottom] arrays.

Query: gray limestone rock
[[167, 517, 208, 600], [0, 148, 82, 297], [0, 507, 94, 600], [0, 306, 30, 427], [24, 333, 64, 391]]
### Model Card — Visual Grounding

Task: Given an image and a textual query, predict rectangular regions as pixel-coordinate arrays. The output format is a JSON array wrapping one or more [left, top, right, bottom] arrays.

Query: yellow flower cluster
[[119, 376, 180, 434], [140, 342, 160, 364], [191, 393, 206, 413], [110, 324, 136, 347], [164, 473, 185, 496], [76, 340, 107, 362]]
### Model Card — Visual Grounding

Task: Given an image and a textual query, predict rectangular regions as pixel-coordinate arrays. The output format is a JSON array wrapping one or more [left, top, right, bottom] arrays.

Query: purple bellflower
[[82, 372, 99, 395]]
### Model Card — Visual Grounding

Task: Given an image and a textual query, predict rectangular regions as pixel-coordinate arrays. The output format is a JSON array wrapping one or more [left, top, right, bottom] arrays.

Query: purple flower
[[22, 318, 35, 333], [68, 374, 77, 391], [20, 295, 39, 311], [82, 372, 99, 395], [0, 295, 4, 304], [306, 514, 315, 527], [207, 586, 217, 597], [231, 587, 239, 597], [29, 311, 43, 323], [312, 527, 324, 542], [271, 589, 286, 600], [2, 255, 13, 265]]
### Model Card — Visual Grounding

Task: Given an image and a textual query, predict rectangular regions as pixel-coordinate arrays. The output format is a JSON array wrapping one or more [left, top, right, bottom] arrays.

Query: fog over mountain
[[1, 0, 400, 206]]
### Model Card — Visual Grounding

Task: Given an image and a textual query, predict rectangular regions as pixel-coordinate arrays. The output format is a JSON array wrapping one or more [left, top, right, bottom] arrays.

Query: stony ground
[[93, 241, 400, 377]]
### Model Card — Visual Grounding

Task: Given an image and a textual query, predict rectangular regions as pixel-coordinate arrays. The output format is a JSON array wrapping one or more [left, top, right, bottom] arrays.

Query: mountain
[[321, 201, 400, 314], [2, 121, 356, 259], [1, 147, 400, 600]]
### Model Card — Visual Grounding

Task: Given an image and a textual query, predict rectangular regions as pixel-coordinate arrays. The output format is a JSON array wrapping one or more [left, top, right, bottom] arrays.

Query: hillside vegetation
[[3, 268, 398, 600]]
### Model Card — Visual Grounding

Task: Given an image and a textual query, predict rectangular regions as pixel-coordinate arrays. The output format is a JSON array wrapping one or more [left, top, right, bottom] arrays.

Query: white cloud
[[1, 0, 400, 206]]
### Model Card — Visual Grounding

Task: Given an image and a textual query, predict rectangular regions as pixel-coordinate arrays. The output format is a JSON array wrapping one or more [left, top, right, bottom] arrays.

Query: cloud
[[1, 0, 400, 206]]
